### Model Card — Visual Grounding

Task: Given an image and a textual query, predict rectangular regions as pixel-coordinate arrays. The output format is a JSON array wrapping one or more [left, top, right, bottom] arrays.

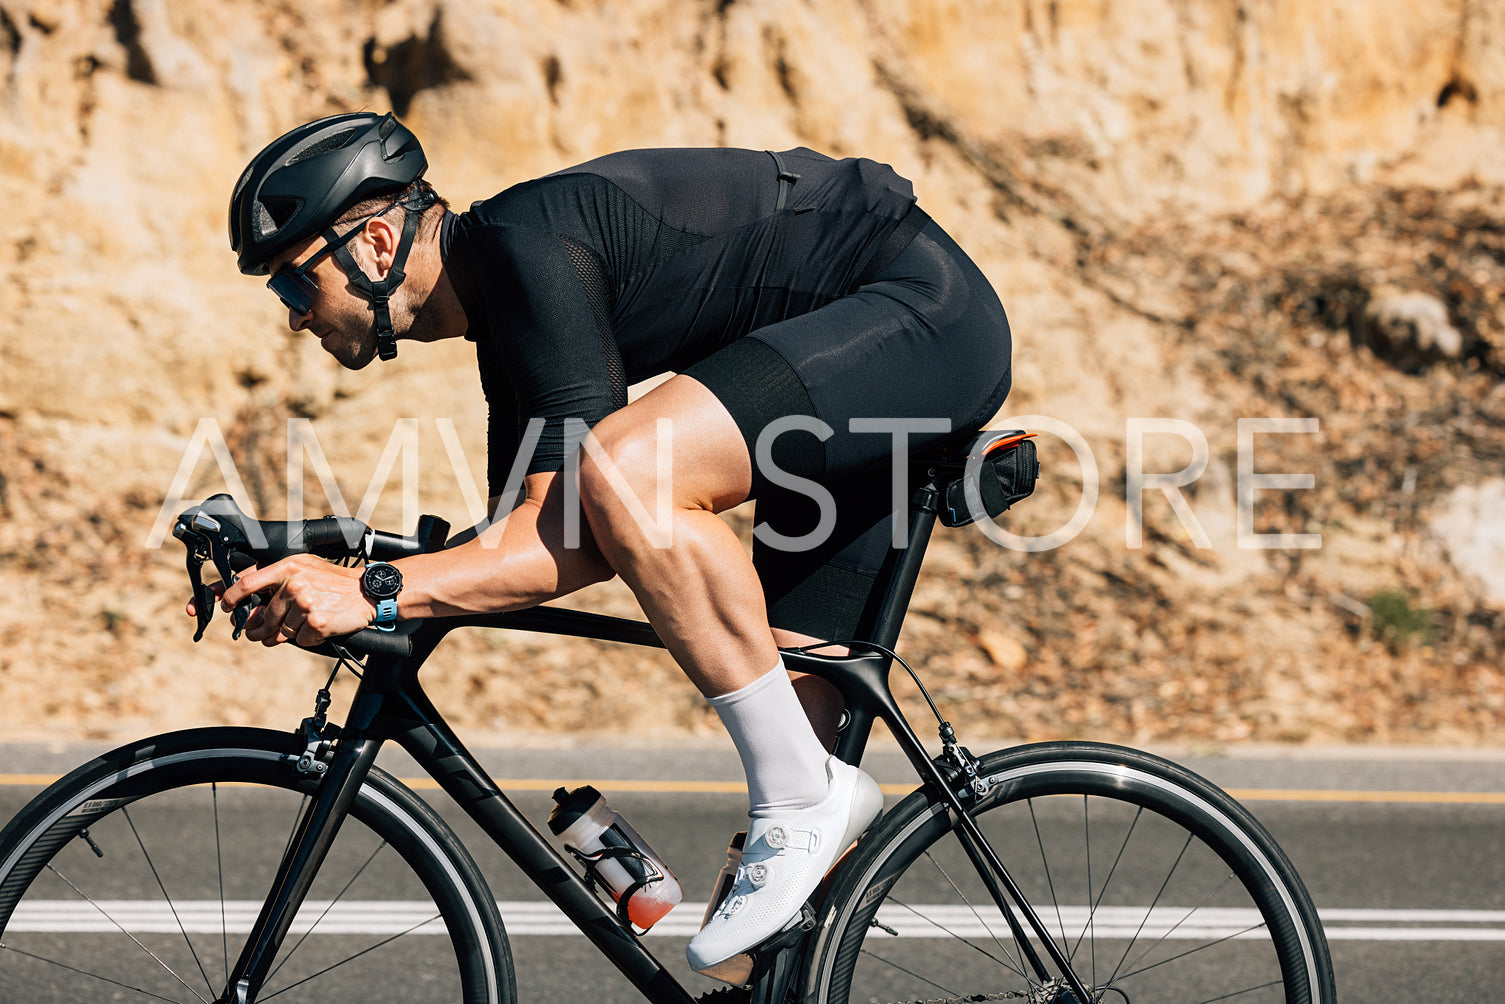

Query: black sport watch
[[360, 562, 403, 631]]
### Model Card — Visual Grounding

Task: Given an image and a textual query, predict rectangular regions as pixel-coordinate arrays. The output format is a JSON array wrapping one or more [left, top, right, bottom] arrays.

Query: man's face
[[267, 233, 380, 370]]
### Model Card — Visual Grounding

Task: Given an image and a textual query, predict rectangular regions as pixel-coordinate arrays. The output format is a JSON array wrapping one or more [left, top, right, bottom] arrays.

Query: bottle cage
[[563, 844, 665, 929]]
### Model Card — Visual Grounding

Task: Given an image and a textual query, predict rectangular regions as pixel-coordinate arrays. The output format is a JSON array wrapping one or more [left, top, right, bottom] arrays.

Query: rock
[[1356, 288, 1465, 370], [976, 631, 1028, 673], [1429, 479, 1505, 607], [1, 0, 1504, 745]]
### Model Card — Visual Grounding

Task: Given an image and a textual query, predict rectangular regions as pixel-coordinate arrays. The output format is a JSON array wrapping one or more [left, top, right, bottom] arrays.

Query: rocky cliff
[[1, 0, 1501, 746]]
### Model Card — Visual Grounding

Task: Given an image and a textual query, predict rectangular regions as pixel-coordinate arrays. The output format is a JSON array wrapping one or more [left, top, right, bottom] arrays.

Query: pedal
[[695, 953, 755, 988], [742, 906, 817, 1004], [698, 904, 816, 988]]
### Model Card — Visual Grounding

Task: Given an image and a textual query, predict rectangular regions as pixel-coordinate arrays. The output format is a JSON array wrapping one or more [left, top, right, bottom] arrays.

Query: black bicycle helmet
[[229, 112, 427, 276]]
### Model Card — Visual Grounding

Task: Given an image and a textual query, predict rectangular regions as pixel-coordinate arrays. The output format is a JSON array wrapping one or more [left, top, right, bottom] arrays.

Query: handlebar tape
[[310, 625, 414, 661], [240, 516, 368, 562], [295, 516, 371, 555], [367, 529, 429, 560], [248, 518, 417, 562]]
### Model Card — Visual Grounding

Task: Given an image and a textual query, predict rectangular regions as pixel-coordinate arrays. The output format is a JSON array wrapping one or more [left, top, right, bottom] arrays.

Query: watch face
[[363, 562, 403, 600]]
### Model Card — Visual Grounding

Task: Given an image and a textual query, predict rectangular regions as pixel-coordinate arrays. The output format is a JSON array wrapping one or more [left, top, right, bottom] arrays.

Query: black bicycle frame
[[223, 470, 1093, 1004]]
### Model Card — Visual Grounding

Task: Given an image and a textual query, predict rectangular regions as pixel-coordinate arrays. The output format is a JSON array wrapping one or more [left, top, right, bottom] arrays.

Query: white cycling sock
[[708, 659, 833, 817]]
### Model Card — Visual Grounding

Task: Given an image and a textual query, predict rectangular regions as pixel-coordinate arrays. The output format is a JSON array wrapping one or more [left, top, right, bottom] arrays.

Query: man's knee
[[576, 421, 672, 540]]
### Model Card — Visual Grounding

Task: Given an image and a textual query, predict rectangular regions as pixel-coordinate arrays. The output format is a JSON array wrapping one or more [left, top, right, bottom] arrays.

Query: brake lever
[[174, 507, 261, 642], [230, 592, 264, 640], [182, 534, 217, 643]]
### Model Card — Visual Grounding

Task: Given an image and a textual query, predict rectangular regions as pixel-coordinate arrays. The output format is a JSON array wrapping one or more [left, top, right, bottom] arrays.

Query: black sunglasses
[[265, 198, 404, 314]]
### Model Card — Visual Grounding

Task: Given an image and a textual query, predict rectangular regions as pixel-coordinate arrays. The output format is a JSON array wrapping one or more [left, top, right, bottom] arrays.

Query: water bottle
[[548, 786, 683, 930]]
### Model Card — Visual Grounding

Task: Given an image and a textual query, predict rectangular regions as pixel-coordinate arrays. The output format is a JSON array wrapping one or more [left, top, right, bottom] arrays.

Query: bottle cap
[[547, 785, 602, 835]]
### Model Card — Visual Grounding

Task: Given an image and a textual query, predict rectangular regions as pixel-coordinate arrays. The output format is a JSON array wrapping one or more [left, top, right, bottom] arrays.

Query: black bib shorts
[[444, 147, 1012, 641]]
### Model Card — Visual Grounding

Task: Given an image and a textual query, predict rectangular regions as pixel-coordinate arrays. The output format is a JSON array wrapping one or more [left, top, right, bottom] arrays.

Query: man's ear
[[364, 216, 399, 277]]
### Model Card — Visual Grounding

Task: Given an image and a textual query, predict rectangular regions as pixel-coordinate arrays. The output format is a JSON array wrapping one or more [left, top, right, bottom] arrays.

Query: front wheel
[[0, 727, 514, 1003], [805, 742, 1334, 1004]]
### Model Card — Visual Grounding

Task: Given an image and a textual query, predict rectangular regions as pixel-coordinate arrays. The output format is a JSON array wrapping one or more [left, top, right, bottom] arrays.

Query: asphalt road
[[1, 738, 1502, 1002]]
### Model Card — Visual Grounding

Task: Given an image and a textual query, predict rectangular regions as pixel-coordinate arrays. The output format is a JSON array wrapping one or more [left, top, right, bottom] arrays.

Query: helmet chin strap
[[325, 189, 435, 362]]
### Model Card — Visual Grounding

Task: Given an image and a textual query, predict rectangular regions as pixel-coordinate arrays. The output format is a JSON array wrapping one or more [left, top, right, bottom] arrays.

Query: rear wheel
[[806, 742, 1334, 1003], [0, 728, 514, 1003]]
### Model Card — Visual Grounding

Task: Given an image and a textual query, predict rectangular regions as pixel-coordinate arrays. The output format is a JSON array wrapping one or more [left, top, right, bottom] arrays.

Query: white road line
[[8, 901, 1505, 942]]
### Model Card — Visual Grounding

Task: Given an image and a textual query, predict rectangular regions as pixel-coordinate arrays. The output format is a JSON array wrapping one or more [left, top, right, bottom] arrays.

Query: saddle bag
[[937, 431, 1039, 528]]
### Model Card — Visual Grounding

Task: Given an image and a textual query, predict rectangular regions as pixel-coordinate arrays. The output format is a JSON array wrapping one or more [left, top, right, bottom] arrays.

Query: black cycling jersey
[[442, 147, 920, 491], [440, 145, 1012, 641]]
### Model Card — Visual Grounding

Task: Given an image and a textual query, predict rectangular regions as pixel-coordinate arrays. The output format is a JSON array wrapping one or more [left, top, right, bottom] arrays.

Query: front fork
[[936, 740, 1093, 1004], [220, 724, 380, 1003]]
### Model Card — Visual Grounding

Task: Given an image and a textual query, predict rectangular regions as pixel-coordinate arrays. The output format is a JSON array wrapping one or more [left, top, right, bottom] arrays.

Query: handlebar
[[172, 493, 450, 659]]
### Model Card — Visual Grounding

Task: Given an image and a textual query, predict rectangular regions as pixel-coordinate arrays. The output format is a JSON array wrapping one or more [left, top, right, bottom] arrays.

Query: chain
[[881, 993, 1029, 1003], [691, 975, 1092, 1003], [875, 978, 1097, 1004], [693, 989, 1062, 1004]]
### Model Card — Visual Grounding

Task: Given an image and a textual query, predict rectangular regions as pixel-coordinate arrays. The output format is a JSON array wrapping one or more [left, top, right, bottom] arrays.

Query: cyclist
[[219, 111, 1012, 976]]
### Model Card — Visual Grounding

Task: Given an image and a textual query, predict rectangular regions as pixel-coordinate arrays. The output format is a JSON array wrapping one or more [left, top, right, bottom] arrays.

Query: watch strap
[[374, 598, 398, 630]]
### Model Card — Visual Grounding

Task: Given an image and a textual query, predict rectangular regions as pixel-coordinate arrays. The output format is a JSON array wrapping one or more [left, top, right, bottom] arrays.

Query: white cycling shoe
[[687, 756, 883, 979]]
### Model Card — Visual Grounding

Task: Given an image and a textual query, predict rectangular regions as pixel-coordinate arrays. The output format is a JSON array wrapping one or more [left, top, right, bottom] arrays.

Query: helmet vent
[[251, 201, 278, 240], [260, 196, 302, 231], [287, 128, 360, 165]]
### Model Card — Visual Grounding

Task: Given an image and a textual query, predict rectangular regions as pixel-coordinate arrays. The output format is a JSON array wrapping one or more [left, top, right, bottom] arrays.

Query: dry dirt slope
[[0, 0, 1501, 747]]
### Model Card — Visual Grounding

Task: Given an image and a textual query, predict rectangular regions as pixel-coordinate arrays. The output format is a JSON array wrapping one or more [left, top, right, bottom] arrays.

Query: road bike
[[0, 429, 1335, 1002]]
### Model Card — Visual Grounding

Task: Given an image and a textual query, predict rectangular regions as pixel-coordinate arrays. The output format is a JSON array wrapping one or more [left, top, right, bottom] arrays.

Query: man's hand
[[218, 555, 376, 647]]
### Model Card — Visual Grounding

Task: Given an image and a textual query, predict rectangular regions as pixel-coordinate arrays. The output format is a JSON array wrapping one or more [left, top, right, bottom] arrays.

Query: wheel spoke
[[1184, 978, 1285, 1003], [259, 911, 445, 1001], [882, 892, 1027, 977], [214, 782, 228, 990], [265, 839, 391, 986], [922, 845, 1029, 977], [1117, 914, 1270, 981], [122, 806, 216, 998], [854, 945, 966, 999], [1082, 794, 1096, 987], [1027, 798, 1068, 965], [43, 863, 211, 1004], [1114, 871, 1249, 981], [0, 941, 194, 1003], [1074, 801, 1142, 965], [1103, 828, 1193, 986]]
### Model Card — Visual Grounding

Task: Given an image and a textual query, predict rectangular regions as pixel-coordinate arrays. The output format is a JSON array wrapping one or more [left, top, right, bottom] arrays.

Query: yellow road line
[[3, 773, 1503, 804], [1226, 788, 1505, 805]]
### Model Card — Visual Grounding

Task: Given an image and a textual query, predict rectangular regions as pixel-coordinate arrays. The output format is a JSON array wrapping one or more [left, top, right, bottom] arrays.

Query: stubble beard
[[324, 324, 378, 370]]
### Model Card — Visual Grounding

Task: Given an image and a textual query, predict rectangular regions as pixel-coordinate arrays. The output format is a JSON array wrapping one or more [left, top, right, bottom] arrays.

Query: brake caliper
[[285, 683, 342, 778], [937, 722, 990, 800]]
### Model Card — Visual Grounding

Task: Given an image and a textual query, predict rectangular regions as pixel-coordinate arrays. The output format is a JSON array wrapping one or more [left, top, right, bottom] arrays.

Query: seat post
[[861, 482, 941, 651]]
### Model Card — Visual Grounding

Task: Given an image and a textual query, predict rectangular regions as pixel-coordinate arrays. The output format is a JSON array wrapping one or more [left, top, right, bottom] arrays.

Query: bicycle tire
[[805, 742, 1335, 1004], [0, 727, 515, 1004]]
